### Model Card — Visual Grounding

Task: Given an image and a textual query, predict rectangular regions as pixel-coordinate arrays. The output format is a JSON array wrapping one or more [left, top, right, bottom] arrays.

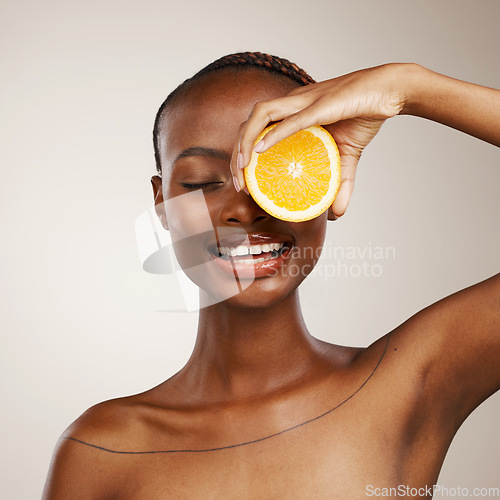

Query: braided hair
[[153, 52, 316, 175]]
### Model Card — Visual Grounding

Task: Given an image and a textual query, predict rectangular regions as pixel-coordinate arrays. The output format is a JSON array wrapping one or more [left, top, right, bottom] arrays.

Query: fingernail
[[253, 140, 265, 153], [233, 175, 241, 192], [237, 152, 244, 170], [243, 187, 249, 196]]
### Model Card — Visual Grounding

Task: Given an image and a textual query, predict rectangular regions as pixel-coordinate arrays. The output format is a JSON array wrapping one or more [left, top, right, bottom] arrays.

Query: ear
[[151, 175, 169, 230]]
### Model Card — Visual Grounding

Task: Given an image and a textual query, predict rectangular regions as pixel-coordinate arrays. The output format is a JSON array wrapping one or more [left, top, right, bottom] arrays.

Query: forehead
[[159, 69, 299, 169]]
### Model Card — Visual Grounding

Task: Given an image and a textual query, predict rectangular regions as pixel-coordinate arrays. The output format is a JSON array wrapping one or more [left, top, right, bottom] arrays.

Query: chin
[[199, 270, 307, 311]]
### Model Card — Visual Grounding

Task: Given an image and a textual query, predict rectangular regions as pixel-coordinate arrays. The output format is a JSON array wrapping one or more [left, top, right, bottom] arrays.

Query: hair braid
[[196, 52, 316, 86], [153, 52, 315, 174]]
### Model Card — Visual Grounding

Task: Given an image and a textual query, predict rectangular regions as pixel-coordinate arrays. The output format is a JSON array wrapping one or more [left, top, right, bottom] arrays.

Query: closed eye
[[181, 182, 224, 191]]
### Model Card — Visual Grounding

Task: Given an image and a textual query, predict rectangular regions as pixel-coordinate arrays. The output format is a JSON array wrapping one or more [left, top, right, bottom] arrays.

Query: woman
[[43, 52, 499, 498]]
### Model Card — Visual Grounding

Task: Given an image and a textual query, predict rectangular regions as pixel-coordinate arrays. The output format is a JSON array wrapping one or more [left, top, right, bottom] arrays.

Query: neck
[[180, 291, 326, 405]]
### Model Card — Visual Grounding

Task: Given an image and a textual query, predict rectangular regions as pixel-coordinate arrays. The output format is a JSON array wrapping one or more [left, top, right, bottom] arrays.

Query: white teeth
[[236, 245, 249, 256], [239, 257, 267, 265], [218, 242, 285, 256]]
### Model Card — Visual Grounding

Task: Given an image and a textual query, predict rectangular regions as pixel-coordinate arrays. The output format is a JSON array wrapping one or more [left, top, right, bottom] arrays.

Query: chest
[[110, 403, 440, 499]]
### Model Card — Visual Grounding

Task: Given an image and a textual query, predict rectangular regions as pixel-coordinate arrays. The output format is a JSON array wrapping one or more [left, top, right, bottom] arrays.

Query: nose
[[219, 183, 270, 226]]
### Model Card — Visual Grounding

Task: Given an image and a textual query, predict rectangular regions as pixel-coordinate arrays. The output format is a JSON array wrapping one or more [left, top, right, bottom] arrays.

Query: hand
[[231, 63, 408, 218]]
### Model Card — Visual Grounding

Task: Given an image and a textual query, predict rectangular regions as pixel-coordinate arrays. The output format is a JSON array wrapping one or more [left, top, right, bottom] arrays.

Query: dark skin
[[43, 66, 499, 499]]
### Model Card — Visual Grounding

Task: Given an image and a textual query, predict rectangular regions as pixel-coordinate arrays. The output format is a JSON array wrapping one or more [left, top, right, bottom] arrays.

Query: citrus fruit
[[244, 124, 341, 222]]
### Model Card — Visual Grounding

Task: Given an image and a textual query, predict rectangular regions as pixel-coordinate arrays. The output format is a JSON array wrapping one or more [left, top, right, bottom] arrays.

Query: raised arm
[[230, 63, 500, 216], [401, 64, 500, 147], [230, 63, 500, 421]]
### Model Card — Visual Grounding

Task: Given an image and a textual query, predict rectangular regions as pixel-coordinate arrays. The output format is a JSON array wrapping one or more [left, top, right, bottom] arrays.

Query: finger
[[331, 178, 355, 218], [327, 206, 337, 221], [330, 151, 360, 218], [239, 94, 315, 168], [286, 82, 317, 97], [230, 123, 247, 192], [253, 100, 333, 153]]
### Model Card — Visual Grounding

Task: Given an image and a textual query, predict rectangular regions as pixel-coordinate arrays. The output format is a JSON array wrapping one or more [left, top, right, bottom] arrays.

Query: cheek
[[287, 217, 327, 274], [295, 216, 327, 256], [164, 190, 214, 269], [164, 184, 212, 237]]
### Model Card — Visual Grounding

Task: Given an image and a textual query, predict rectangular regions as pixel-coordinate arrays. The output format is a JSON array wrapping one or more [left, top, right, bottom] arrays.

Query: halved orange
[[244, 124, 341, 222]]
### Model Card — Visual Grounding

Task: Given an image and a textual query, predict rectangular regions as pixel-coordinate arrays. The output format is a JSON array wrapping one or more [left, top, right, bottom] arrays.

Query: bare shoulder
[[362, 273, 500, 425], [63, 395, 152, 449], [42, 395, 159, 499]]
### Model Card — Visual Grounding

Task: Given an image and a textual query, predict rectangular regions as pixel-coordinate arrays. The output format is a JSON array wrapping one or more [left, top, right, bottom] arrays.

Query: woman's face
[[152, 69, 328, 308]]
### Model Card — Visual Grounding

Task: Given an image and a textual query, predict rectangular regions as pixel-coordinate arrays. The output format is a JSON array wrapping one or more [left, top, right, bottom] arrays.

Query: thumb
[[329, 149, 360, 219]]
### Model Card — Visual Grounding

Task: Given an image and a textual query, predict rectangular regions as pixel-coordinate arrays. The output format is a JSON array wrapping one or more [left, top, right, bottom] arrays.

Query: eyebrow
[[171, 147, 231, 169]]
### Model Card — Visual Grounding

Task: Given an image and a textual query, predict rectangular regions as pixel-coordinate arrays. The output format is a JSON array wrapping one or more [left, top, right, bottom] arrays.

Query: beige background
[[1, 0, 499, 497]]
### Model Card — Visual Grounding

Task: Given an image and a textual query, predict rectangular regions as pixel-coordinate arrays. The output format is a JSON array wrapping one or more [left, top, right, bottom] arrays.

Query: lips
[[207, 232, 293, 279]]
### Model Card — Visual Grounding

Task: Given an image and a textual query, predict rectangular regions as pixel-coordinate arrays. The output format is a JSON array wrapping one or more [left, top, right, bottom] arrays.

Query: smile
[[207, 235, 293, 279], [217, 242, 285, 260]]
